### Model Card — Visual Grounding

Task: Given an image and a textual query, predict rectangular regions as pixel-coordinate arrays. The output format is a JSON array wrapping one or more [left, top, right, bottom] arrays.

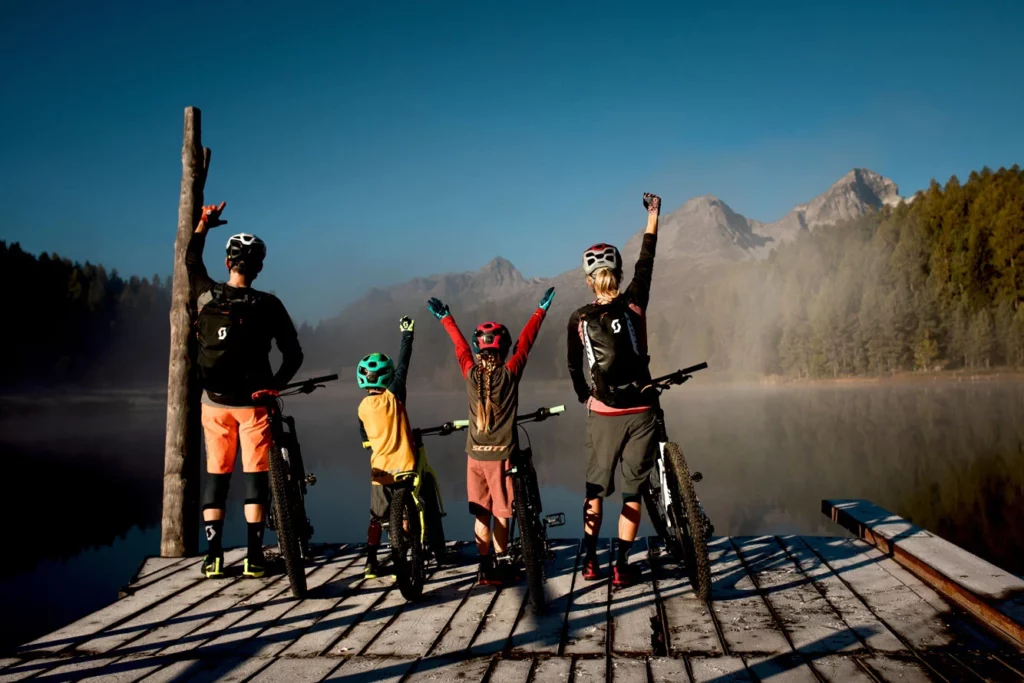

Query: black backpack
[[580, 298, 649, 407], [195, 284, 267, 396]]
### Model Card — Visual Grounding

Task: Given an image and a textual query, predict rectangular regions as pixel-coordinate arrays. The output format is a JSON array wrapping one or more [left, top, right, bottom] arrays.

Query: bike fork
[[656, 442, 674, 530]]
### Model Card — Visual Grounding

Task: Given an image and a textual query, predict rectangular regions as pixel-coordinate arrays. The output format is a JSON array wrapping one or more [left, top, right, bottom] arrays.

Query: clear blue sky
[[2, 1, 1022, 323]]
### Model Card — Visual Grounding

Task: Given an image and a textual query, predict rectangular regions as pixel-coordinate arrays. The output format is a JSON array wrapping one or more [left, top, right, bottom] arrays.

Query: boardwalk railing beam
[[161, 106, 211, 558], [823, 498, 1024, 648]]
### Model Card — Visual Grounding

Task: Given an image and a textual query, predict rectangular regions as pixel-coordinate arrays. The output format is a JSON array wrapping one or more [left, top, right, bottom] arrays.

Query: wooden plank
[[77, 549, 249, 653], [733, 537, 861, 654], [184, 656, 272, 683], [564, 537, 610, 655], [73, 655, 167, 683], [472, 584, 527, 655], [248, 551, 365, 657], [859, 655, 935, 682], [431, 581, 499, 656], [809, 656, 873, 682], [648, 658, 693, 682], [803, 537, 956, 652], [611, 537, 658, 655], [652, 542, 722, 656], [0, 659, 61, 682], [18, 557, 210, 655], [324, 656, 416, 683], [282, 573, 387, 657], [530, 657, 572, 682], [156, 548, 340, 657], [201, 548, 349, 657], [367, 560, 478, 656], [486, 658, 532, 683], [119, 570, 282, 657], [33, 656, 121, 681], [137, 659, 204, 683], [135, 556, 188, 579], [743, 655, 818, 682], [688, 656, 753, 682], [609, 657, 647, 682], [510, 540, 579, 654], [777, 536, 906, 653], [947, 652, 1024, 683], [328, 578, 406, 655], [573, 657, 607, 683], [825, 499, 1024, 648], [248, 657, 340, 682], [404, 656, 493, 682], [706, 538, 790, 655]]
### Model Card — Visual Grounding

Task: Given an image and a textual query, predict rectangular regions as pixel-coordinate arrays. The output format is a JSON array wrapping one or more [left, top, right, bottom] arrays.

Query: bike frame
[[364, 431, 447, 546]]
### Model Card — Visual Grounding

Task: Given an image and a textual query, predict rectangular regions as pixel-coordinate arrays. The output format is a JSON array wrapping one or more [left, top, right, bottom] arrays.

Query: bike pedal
[[691, 471, 703, 483], [544, 513, 566, 528]]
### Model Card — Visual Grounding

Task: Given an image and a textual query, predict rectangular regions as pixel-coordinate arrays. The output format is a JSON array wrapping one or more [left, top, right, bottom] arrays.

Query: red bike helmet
[[582, 243, 622, 276], [473, 321, 512, 358]]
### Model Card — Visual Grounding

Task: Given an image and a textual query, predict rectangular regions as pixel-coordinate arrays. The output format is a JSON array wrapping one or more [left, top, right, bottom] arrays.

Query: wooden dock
[[3, 503, 1023, 682]]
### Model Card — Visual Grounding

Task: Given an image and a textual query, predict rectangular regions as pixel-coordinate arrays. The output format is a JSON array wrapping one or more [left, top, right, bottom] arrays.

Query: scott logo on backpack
[[580, 298, 648, 407], [195, 284, 265, 398]]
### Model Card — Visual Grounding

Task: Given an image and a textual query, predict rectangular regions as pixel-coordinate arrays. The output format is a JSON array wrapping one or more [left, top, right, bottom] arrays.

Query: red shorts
[[201, 404, 272, 474], [467, 457, 513, 519]]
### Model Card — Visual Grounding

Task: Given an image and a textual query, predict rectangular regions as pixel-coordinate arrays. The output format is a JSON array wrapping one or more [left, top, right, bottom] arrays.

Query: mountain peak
[[477, 256, 526, 287]]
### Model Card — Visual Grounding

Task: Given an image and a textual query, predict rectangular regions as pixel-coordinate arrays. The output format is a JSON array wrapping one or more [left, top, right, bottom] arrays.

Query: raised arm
[[428, 298, 474, 377], [506, 287, 555, 378], [566, 310, 591, 403], [187, 202, 228, 299], [388, 317, 415, 403], [624, 193, 660, 311]]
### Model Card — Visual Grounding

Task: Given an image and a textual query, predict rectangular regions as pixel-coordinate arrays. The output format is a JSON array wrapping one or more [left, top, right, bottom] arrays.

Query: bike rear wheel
[[664, 442, 711, 602], [512, 471, 547, 614], [420, 473, 447, 567], [390, 486, 424, 601], [269, 444, 307, 598]]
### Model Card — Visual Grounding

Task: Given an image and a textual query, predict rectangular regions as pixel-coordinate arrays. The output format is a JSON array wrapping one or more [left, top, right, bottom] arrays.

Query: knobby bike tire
[[389, 486, 424, 601], [664, 442, 712, 602], [512, 473, 547, 615], [420, 473, 447, 567], [269, 444, 307, 598]]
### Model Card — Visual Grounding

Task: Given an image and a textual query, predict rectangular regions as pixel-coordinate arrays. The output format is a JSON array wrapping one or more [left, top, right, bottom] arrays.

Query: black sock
[[367, 544, 379, 562], [204, 519, 224, 556], [616, 539, 633, 568], [583, 533, 598, 561], [247, 521, 265, 560]]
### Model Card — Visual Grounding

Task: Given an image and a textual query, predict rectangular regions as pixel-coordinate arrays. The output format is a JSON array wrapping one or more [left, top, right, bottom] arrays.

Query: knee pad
[[245, 472, 269, 506], [622, 492, 641, 504], [585, 483, 606, 499], [202, 473, 231, 511]]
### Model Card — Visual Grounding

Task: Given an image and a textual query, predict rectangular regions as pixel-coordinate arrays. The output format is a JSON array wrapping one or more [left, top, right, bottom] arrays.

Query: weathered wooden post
[[161, 106, 211, 557]]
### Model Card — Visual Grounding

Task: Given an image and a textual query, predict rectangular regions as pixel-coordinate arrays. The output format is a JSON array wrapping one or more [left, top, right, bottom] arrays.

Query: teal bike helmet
[[357, 353, 395, 389]]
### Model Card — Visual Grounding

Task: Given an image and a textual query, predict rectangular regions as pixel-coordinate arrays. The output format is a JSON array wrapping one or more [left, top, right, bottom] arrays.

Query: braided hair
[[475, 351, 501, 434]]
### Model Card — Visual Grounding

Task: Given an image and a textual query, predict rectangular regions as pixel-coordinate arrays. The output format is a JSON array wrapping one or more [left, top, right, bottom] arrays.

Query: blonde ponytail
[[475, 353, 500, 433], [588, 267, 621, 301]]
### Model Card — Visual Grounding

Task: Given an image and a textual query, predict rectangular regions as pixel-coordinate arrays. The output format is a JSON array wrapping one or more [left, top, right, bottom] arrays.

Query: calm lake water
[[2, 377, 1022, 650]]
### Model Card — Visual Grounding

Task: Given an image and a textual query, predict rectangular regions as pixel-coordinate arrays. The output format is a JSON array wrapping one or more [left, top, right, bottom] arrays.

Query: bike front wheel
[[664, 442, 711, 602], [511, 472, 547, 614], [420, 473, 447, 567], [389, 486, 424, 601], [269, 444, 307, 598]]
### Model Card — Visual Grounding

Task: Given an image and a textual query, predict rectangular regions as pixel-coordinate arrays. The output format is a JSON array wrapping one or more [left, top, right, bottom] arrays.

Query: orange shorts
[[467, 458, 514, 519], [201, 404, 272, 474]]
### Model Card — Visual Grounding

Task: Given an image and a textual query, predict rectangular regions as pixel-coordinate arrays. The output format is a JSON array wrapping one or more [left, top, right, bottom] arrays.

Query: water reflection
[[1, 378, 1022, 650]]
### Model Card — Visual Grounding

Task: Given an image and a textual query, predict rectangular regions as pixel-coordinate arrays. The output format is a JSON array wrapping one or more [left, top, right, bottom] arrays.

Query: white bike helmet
[[582, 243, 622, 276], [225, 233, 267, 263]]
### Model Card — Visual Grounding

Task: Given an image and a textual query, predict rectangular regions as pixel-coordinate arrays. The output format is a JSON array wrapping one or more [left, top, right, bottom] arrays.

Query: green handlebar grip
[[549, 405, 566, 415], [453, 420, 470, 429]]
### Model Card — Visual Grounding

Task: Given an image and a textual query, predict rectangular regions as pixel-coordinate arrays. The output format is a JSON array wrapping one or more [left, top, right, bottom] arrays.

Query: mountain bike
[[369, 423, 453, 601], [257, 374, 339, 599], [454, 405, 567, 614], [639, 362, 714, 602]]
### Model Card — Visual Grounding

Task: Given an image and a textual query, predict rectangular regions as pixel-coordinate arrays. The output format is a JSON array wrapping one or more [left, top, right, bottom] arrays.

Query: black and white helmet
[[225, 233, 267, 263], [582, 243, 622, 276]]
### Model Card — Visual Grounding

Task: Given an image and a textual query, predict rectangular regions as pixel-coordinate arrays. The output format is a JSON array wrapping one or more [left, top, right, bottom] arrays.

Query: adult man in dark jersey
[[186, 201, 304, 579], [567, 193, 660, 588]]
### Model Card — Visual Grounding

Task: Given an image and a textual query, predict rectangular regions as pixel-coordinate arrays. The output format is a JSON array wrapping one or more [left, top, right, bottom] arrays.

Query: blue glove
[[538, 287, 556, 311], [427, 298, 450, 320]]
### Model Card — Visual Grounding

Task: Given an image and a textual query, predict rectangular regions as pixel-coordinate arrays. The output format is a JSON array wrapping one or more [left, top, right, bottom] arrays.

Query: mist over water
[[2, 377, 1022, 649]]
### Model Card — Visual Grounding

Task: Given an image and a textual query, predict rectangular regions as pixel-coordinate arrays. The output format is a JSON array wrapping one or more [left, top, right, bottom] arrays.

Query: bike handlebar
[[284, 374, 340, 390], [430, 405, 566, 433], [646, 362, 709, 389]]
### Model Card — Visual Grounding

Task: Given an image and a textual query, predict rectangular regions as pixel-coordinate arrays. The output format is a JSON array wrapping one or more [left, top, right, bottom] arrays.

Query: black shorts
[[585, 409, 658, 499], [370, 484, 394, 520]]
